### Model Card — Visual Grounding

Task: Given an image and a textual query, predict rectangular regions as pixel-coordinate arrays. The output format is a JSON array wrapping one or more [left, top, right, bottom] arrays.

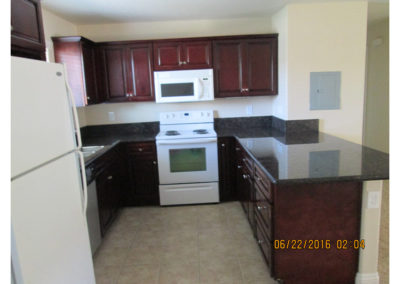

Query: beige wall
[[41, 9, 78, 62], [285, 2, 368, 144], [271, 7, 288, 119], [77, 17, 272, 42], [363, 19, 389, 153], [83, 96, 274, 125]]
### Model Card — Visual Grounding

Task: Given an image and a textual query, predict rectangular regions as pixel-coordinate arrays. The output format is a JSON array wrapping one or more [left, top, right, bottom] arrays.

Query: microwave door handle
[[157, 138, 217, 145]]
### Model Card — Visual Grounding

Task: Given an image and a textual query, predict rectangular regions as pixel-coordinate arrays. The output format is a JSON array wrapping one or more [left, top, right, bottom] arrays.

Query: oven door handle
[[157, 138, 217, 145]]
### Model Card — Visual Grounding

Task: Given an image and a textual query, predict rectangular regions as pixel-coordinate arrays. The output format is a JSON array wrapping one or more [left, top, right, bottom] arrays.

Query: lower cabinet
[[218, 137, 236, 201], [125, 142, 160, 205], [89, 147, 125, 237], [228, 139, 362, 284]]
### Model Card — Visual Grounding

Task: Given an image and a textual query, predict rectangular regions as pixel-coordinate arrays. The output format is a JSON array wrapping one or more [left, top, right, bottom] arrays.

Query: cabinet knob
[[242, 158, 246, 162], [242, 174, 248, 179], [257, 205, 267, 211], [235, 147, 240, 151], [237, 165, 242, 169], [153, 161, 157, 165], [87, 97, 91, 100], [256, 176, 261, 181], [126, 94, 129, 97], [138, 148, 143, 151], [182, 61, 187, 65], [107, 176, 113, 180], [221, 143, 225, 147], [257, 239, 264, 244]]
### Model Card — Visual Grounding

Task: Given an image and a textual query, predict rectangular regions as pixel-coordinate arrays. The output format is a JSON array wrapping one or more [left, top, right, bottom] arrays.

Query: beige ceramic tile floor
[[93, 202, 277, 284]]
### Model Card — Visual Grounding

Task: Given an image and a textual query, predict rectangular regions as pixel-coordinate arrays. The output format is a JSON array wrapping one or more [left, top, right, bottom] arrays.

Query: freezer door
[[11, 153, 95, 284], [11, 57, 77, 178]]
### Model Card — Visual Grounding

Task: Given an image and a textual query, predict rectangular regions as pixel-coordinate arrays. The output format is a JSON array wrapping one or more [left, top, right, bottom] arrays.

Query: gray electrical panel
[[310, 71, 341, 110]]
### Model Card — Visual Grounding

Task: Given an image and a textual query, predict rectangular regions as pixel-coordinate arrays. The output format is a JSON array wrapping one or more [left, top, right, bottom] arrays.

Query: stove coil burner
[[165, 130, 180, 136], [193, 129, 209, 134]]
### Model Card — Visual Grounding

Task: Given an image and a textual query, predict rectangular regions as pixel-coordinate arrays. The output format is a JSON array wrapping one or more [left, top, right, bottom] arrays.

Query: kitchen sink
[[82, 146, 105, 158]]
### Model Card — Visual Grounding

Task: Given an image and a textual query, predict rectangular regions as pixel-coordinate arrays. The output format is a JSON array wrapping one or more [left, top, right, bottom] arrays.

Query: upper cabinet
[[153, 40, 212, 70], [11, 0, 46, 60], [213, 35, 278, 98], [97, 42, 155, 102], [50, 34, 277, 106], [52, 37, 102, 107]]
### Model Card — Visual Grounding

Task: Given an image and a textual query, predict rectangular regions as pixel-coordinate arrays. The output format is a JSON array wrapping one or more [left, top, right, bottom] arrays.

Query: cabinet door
[[102, 46, 129, 101], [11, 0, 45, 60], [218, 137, 235, 201], [182, 41, 212, 69], [245, 38, 278, 96], [81, 43, 99, 104], [126, 142, 159, 205], [213, 40, 244, 97], [153, 42, 182, 70], [126, 44, 155, 101], [96, 170, 113, 236]]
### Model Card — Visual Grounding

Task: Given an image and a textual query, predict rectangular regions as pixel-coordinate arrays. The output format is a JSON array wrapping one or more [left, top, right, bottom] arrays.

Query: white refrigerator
[[11, 57, 96, 284]]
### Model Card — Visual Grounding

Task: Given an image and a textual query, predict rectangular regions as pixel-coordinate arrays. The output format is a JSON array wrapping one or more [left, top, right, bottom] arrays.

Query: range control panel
[[159, 110, 214, 125]]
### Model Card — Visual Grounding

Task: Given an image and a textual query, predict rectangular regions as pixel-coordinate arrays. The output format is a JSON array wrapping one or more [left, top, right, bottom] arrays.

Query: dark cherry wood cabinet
[[98, 45, 129, 102], [153, 40, 212, 70], [97, 43, 155, 102], [218, 137, 236, 201], [52, 37, 102, 107], [213, 35, 278, 98], [125, 43, 155, 101], [11, 0, 46, 60], [125, 142, 159, 205]]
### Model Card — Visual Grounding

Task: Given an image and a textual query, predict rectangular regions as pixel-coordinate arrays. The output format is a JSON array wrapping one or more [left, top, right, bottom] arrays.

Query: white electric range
[[156, 110, 219, 205]]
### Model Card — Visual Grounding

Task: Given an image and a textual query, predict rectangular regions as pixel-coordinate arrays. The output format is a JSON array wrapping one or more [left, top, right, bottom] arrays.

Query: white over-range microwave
[[154, 69, 214, 103]]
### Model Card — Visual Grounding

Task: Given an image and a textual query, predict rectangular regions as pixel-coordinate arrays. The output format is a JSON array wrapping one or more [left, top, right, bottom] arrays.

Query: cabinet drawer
[[254, 164, 272, 202], [256, 211, 272, 271], [126, 142, 156, 155], [255, 187, 272, 240]]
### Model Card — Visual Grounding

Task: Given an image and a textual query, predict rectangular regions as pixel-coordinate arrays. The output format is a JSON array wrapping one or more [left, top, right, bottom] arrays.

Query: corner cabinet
[[52, 37, 102, 107], [11, 0, 46, 60], [213, 35, 278, 97], [97, 43, 155, 102], [153, 40, 212, 70]]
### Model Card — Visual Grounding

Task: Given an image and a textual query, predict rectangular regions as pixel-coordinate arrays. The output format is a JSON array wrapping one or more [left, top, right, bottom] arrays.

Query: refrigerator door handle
[[78, 151, 88, 215], [63, 64, 82, 149]]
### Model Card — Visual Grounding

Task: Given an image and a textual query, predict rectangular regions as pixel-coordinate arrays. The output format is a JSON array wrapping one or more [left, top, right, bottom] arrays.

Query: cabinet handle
[[87, 97, 91, 100], [182, 61, 187, 65], [243, 174, 248, 179], [257, 205, 267, 211], [242, 158, 246, 162], [138, 148, 143, 152], [153, 161, 157, 165], [237, 165, 242, 169], [258, 239, 264, 244], [107, 176, 113, 180]]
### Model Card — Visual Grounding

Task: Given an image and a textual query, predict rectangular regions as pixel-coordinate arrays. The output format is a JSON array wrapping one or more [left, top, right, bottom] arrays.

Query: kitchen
[[10, 0, 390, 284]]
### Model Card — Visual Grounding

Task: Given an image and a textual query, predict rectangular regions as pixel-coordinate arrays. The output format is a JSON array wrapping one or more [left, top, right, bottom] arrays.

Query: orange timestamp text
[[273, 239, 366, 250]]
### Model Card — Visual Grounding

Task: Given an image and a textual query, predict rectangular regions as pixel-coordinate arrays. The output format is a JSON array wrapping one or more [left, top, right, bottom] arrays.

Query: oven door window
[[169, 148, 206, 172], [161, 82, 194, 97]]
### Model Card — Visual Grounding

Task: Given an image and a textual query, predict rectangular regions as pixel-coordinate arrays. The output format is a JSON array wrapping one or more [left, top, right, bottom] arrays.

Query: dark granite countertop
[[235, 133, 389, 184], [80, 121, 389, 184]]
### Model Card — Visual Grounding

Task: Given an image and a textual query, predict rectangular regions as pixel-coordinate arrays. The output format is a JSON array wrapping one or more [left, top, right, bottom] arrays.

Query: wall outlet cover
[[108, 112, 115, 121]]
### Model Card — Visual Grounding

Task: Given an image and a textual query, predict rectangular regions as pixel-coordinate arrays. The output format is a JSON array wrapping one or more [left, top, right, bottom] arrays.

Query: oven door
[[156, 138, 218, 184]]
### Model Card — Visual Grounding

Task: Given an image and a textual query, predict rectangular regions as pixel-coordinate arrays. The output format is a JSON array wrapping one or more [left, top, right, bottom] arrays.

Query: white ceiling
[[41, 0, 389, 25]]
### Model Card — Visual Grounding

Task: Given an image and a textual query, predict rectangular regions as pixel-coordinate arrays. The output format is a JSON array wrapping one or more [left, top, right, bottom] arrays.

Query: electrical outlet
[[108, 112, 115, 121], [367, 191, 381, 209]]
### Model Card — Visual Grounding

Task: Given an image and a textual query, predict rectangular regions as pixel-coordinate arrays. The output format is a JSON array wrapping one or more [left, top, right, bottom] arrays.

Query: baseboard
[[355, 272, 380, 284]]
